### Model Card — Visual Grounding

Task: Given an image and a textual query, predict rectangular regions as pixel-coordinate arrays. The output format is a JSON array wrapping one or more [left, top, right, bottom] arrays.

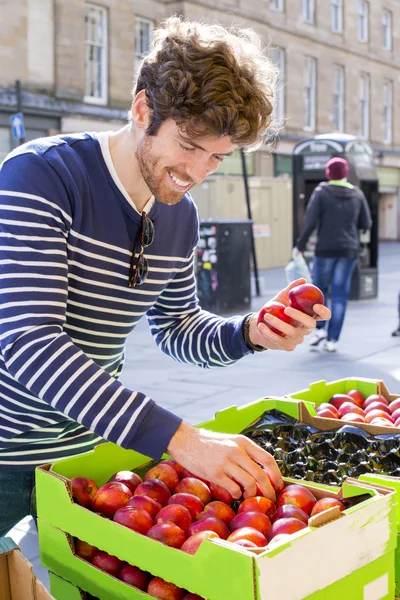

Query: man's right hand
[[167, 422, 283, 501]]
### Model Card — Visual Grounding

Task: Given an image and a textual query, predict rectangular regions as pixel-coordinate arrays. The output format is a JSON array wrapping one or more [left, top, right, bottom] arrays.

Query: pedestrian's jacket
[[296, 181, 373, 258]]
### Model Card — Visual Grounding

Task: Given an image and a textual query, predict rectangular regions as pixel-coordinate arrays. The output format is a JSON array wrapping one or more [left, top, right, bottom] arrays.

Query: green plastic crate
[[36, 397, 398, 600]]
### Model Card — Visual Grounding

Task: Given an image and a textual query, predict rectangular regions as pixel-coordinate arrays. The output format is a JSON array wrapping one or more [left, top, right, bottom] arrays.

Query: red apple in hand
[[257, 302, 293, 336], [288, 283, 324, 317], [71, 476, 98, 508]]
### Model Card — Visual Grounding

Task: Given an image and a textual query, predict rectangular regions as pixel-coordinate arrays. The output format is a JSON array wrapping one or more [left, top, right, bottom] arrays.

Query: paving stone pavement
[[5, 242, 400, 591]]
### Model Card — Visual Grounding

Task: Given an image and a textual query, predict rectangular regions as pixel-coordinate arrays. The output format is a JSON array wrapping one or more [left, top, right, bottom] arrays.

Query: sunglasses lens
[[133, 254, 149, 286], [142, 216, 155, 246]]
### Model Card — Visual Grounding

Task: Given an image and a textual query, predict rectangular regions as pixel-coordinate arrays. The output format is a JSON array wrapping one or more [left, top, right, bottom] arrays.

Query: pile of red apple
[[71, 460, 346, 599], [316, 390, 400, 428]]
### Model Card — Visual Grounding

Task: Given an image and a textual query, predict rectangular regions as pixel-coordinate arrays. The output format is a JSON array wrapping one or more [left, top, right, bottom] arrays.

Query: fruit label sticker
[[363, 573, 389, 600]]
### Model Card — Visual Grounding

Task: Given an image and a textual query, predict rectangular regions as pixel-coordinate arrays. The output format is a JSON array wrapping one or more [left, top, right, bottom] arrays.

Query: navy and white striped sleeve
[[0, 152, 182, 460], [147, 242, 252, 369]]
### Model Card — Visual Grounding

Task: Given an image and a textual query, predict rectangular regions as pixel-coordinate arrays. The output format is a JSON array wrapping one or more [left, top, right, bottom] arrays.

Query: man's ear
[[131, 90, 150, 130]]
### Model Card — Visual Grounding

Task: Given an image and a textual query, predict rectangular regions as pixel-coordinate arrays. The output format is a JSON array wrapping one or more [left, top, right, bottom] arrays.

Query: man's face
[[135, 118, 237, 205]]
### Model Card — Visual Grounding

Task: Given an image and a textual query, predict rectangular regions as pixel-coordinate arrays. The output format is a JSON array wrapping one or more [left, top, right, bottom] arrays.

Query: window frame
[[382, 10, 392, 51], [304, 56, 317, 131], [332, 65, 345, 132], [357, 0, 369, 43], [270, 0, 284, 11], [383, 80, 393, 144], [360, 73, 370, 139], [134, 17, 154, 75], [272, 47, 285, 126], [84, 3, 108, 106], [302, 0, 315, 24], [331, 0, 343, 33]]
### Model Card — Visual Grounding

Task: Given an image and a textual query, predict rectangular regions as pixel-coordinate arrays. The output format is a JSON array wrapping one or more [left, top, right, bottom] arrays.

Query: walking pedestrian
[[392, 292, 400, 337], [0, 17, 330, 536], [295, 157, 371, 352]]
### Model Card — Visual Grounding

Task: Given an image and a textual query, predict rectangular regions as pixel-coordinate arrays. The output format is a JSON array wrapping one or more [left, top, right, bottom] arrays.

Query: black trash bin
[[196, 220, 252, 313]]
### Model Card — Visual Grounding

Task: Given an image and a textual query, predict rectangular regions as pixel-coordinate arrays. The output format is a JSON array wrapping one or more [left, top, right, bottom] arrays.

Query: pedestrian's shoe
[[309, 329, 327, 351], [392, 328, 400, 337], [323, 340, 337, 353]]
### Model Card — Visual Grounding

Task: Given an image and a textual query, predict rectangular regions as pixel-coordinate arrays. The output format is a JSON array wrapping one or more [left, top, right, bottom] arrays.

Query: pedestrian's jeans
[[312, 256, 356, 342], [0, 469, 37, 538]]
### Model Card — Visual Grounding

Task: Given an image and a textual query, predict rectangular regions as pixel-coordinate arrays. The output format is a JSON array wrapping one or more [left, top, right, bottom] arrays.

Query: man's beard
[[136, 135, 192, 206]]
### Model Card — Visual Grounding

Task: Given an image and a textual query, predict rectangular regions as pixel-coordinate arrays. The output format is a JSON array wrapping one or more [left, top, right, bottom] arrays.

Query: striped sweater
[[0, 132, 250, 469]]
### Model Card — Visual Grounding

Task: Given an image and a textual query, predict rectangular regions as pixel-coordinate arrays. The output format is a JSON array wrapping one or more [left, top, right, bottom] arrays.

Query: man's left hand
[[249, 278, 331, 352]]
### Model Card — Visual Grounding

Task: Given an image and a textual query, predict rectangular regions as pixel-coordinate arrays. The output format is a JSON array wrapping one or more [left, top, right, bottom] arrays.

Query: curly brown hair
[[134, 17, 277, 150]]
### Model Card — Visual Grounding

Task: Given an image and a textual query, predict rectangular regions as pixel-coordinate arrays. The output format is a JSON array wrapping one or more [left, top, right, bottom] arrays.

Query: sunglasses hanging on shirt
[[128, 211, 155, 288]]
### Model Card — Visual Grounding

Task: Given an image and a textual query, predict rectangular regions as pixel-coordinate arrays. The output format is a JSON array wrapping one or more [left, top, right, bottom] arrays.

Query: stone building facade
[[1, 0, 400, 237]]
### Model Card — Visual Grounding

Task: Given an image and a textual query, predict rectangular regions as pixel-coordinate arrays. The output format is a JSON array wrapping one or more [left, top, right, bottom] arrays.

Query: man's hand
[[249, 278, 331, 351], [167, 422, 282, 501]]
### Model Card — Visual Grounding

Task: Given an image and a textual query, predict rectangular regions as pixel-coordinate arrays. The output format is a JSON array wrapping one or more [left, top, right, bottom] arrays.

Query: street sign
[[10, 112, 25, 141]]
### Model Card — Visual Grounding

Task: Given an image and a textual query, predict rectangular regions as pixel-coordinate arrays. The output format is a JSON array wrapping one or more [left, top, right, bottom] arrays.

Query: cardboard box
[[359, 474, 400, 598], [36, 398, 398, 600], [287, 377, 400, 435], [0, 536, 54, 600]]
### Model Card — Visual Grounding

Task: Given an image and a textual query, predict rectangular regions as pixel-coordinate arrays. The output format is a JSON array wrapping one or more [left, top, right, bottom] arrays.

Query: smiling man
[[0, 17, 330, 536]]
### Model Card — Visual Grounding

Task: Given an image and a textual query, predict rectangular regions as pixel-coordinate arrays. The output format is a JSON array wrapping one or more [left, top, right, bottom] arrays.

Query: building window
[[270, 0, 284, 11], [383, 80, 393, 144], [333, 66, 344, 132], [331, 0, 343, 33], [302, 0, 315, 24], [360, 73, 370, 139], [135, 18, 154, 74], [358, 1, 369, 43], [272, 48, 285, 126], [84, 4, 108, 105], [304, 57, 316, 130], [382, 10, 392, 51]]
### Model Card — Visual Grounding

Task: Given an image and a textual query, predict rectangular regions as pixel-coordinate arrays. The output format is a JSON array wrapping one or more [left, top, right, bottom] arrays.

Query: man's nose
[[186, 160, 210, 184]]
